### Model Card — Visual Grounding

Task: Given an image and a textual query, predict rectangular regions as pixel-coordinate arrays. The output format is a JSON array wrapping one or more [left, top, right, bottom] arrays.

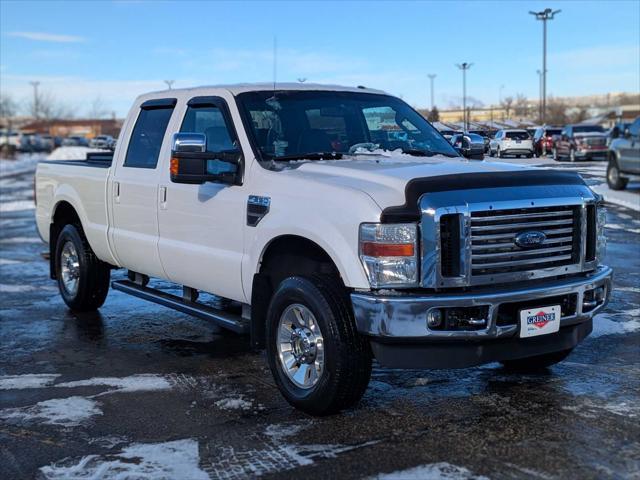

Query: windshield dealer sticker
[[520, 305, 561, 338]]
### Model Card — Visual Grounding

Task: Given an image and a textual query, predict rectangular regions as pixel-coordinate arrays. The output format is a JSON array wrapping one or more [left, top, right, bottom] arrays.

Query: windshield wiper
[[271, 152, 343, 161], [400, 148, 435, 157]]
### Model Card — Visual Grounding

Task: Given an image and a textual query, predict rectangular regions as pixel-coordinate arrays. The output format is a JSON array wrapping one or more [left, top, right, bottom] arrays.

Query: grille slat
[[472, 244, 573, 261], [468, 205, 580, 276], [471, 218, 573, 232]]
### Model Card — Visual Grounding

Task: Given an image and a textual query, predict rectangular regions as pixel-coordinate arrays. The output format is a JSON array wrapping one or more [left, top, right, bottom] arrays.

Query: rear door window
[[124, 100, 176, 168]]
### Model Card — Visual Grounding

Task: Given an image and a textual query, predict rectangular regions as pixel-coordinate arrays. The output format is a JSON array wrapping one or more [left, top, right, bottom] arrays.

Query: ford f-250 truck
[[36, 84, 612, 415]]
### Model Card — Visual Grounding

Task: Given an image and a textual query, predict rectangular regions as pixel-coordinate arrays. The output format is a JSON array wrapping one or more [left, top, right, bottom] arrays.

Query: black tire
[[501, 348, 574, 373], [607, 157, 629, 190], [516, 154, 521, 158], [526, 153, 533, 159], [55, 224, 110, 311], [266, 276, 372, 416]]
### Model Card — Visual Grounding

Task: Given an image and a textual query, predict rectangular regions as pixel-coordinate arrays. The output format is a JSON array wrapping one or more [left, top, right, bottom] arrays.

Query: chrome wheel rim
[[277, 304, 324, 389], [608, 165, 619, 183], [60, 241, 80, 296]]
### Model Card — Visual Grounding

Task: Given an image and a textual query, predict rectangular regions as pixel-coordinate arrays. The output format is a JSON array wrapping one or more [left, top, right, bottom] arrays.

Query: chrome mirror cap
[[172, 132, 206, 153]]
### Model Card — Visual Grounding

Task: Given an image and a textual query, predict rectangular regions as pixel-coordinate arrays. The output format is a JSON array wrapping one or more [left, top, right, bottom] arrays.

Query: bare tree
[[570, 107, 589, 124], [545, 97, 569, 125], [0, 94, 18, 119], [26, 89, 74, 120], [514, 93, 530, 118], [427, 106, 440, 122], [501, 96, 514, 119], [87, 96, 109, 119]]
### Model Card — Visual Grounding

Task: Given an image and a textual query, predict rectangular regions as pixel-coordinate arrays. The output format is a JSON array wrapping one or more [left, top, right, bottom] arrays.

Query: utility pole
[[499, 84, 505, 120], [164, 80, 175, 90], [427, 74, 437, 110], [456, 63, 472, 131], [29, 81, 40, 119], [530, 8, 561, 124]]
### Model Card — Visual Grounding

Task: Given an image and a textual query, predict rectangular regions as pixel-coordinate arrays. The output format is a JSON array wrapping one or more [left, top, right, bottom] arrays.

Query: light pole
[[427, 74, 437, 110], [529, 8, 561, 124], [456, 63, 472, 131], [499, 84, 505, 120], [536, 69, 543, 122], [29, 81, 40, 119], [164, 80, 175, 90]]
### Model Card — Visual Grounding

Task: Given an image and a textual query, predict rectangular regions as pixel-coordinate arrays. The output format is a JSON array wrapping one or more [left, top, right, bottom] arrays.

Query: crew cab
[[35, 84, 612, 415], [553, 124, 608, 162]]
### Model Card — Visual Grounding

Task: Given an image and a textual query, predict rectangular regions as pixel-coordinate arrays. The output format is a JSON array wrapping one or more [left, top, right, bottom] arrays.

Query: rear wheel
[[607, 158, 629, 190], [501, 348, 574, 373], [55, 224, 110, 311], [266, 276, 372, 415]]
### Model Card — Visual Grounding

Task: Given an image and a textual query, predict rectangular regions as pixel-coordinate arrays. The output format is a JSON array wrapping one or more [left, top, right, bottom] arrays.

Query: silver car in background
[[489, 129, 534, 158]]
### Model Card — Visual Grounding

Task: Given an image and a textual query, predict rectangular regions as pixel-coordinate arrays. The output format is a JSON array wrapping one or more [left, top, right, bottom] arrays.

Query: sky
[[1, 0, 639, 117]]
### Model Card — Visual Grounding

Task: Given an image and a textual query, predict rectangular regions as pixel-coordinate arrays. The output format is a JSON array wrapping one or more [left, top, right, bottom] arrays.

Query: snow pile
[[46, 146, 105, 161], [40, 439, 209, 480], [0, 396, 102, 427], [369, 462, 489, 480], [0, 374, 60, 390], [55, 374, 172, 394], [591, 312, 640, 338], [214, 395, 253, 410], [0, 155, 40, 178], [0, 199, 34, 213]]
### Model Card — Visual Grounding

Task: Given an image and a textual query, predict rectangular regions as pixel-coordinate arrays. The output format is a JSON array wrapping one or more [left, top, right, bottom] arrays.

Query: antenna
[[273, 35, 277, 93]]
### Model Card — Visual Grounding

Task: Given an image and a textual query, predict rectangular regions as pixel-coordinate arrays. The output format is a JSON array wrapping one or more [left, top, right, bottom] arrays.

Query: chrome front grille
[[585, 137, 606, 146], [470, 205, 579, 277]]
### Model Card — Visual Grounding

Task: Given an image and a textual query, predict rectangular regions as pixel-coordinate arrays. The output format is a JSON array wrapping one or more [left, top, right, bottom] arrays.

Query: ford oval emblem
[[514, 230, 547, 248]]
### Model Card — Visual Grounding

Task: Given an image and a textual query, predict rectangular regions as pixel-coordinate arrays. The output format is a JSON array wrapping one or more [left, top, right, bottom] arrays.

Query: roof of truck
[[138, 82, 388, 100]]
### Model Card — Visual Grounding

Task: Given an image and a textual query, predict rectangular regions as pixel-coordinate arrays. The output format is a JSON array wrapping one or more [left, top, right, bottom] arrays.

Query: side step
[[111, 280, 248, 334]]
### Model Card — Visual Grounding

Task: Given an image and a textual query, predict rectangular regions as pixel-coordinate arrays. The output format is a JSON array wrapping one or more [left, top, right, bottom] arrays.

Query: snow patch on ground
[[591, 183, 640, 212], [0, 396, 102, 427], [0, 258, 23, 265], [265, 423, 306, 440], [55, 374, 172, 394], [0, 236, 42, 244], [0, 284, 41, 293], [369, 462, 489, 479], [591, 313, 640, 338], [0, 155, 40, 178], [40, 438, 209, 480], [214, 395, 253, 411], [563, 399, 640, 419], [0, 373, 60, 390], [0, 199, 35, 212]]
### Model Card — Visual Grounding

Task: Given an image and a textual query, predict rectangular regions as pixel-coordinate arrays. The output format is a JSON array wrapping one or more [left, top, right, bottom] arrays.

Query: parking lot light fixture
[[428, 74, 437, 110], [529, 8, 561, 124], [456, 63, 473, 131]]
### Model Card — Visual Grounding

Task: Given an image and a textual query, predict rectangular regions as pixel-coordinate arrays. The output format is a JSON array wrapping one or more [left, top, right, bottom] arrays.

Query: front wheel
[[501, 348, 574, 373], [607, 158, 629, 190], [266, 276, 372, 416], [55, 224, 110, 311]]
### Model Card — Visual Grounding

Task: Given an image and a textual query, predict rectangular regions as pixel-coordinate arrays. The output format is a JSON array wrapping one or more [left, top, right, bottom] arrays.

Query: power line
[[529, 8, 561, 124]]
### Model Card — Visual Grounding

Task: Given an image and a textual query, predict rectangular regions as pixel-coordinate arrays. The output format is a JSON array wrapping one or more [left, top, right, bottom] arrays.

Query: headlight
[[359, 223, 418, 288], [596, 203, 606, 261]]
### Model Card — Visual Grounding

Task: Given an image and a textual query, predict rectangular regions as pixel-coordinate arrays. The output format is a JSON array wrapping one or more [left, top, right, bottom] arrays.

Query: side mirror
[[170, 132, 240, 185]]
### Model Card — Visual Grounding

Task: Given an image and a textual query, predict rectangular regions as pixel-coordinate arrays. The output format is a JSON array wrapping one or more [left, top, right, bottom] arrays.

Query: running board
[[111, 280, 248, 334]]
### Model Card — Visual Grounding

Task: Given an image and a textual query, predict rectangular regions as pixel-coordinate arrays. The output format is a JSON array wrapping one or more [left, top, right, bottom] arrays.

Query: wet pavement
[[0, 159, 639, 479]]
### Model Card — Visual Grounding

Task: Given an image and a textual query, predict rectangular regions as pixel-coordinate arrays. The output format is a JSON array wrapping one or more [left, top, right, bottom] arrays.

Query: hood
[[277, 153, 537, 210]]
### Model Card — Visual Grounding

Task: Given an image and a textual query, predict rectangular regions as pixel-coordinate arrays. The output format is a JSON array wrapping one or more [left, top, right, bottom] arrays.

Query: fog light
[[427, 309, 443, 328]]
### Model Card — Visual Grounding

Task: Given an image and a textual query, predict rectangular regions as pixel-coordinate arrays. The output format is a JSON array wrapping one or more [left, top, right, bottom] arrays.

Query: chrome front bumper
[[351, 266, 612, 340]]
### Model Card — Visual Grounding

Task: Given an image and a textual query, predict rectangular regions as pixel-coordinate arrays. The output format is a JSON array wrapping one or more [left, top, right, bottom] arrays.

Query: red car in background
[[532, 126, 562, 157], [553, 124, 609, 162]]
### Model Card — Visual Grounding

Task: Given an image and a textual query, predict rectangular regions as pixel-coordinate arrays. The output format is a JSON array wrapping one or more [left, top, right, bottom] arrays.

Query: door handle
[[159, 186, 168, 210], [114, 181, 120, 203]]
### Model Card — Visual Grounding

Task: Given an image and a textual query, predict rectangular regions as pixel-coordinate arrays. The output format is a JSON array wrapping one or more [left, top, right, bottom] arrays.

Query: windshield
[[573, 125, 605, 134], [236, 90, 458, 161]]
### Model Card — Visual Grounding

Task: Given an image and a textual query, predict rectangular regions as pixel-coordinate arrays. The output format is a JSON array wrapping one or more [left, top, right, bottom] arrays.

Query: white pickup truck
[[36, 83, 612, 415]]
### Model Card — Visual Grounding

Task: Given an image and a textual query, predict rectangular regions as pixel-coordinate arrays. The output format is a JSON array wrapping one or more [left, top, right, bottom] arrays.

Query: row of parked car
[[440, 117, 640, 190], [0, 130, 116, 156]]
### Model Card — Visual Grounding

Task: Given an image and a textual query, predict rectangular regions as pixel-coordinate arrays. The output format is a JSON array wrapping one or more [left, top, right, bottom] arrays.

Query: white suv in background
[[489, 129, 534, 158]]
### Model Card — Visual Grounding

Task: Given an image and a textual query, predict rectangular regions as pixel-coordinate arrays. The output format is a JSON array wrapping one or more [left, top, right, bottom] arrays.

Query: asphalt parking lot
[[0, 158, 639, 480]]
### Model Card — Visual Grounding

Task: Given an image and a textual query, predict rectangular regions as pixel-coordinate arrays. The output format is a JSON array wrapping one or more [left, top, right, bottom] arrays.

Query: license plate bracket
[[519, 305, 561, 338]]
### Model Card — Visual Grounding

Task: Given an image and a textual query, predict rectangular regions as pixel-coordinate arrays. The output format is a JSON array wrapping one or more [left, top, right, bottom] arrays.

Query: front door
[[619, 118, 640, 174], [110, 98, 177, 278], [157, 95, 247, 302]]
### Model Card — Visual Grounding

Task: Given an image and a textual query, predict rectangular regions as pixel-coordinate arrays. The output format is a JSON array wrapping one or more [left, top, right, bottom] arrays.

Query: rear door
[[110, 98, 177, 278]]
